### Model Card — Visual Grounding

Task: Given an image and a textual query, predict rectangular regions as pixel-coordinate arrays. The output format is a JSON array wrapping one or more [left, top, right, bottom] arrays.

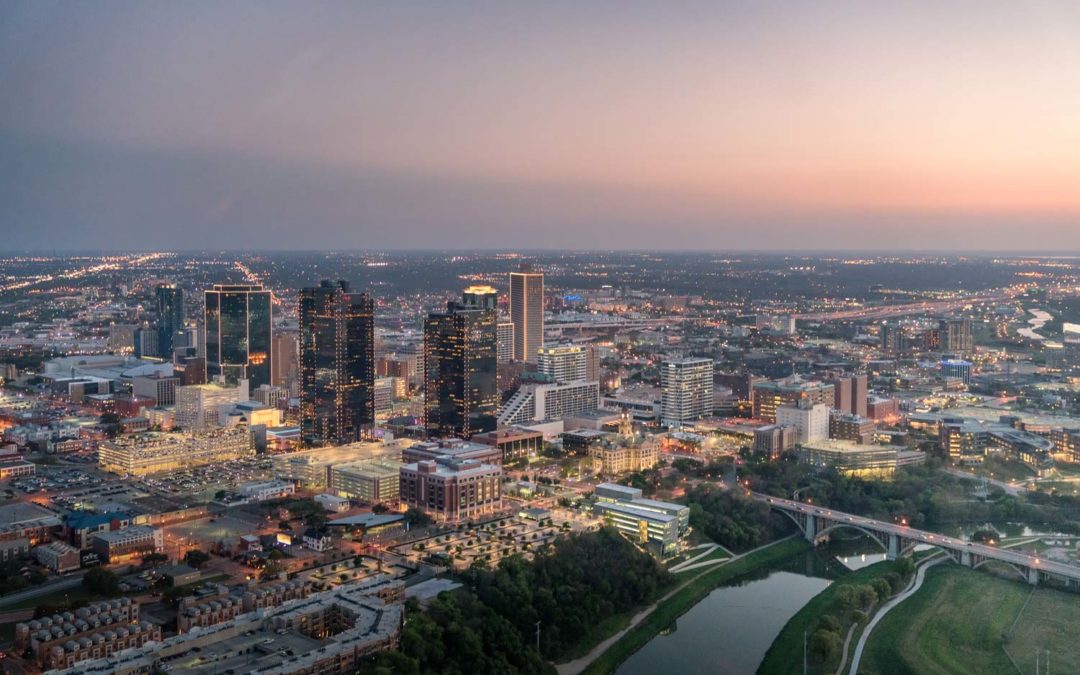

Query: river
[[1017, 308, 1051, 341], [616, 540, 869, 675], [617, 524, 1059, 675]]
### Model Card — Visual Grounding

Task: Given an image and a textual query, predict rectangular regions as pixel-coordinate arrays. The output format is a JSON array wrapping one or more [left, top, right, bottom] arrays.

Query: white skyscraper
[[660, 358, 714, 427]]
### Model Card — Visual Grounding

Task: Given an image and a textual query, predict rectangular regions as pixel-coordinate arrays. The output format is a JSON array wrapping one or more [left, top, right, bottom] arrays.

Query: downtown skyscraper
[[155, 284, 184, 359], [510, 263, 543, 363], [423, 294, 498, 439], [299, 280, 375, 447], [204, 284, 273, 388]]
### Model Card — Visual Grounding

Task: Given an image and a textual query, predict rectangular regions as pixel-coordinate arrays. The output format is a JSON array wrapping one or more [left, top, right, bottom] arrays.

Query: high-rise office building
[[299, 281, 375, 447], [827, 374, 868, 418], [133, 325, 158, 359], [939, 317, 974, 355], [424, 301, 498, 438], [272, 329, 299, 388], [496, 322, 514, 364], [155, 284, 184, 359], [661, 358, 714, 427], [462, 285, 499, 311], [510, 263, 543, 363], [204, 284, 273, 388]]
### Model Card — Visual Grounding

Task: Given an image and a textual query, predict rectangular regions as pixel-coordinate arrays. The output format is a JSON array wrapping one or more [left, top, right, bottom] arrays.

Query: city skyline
[[4, 2, 1080, 251]]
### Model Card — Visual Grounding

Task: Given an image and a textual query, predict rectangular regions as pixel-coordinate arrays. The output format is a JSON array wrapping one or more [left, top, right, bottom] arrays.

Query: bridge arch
[[772, 508, 807, 534], [814, 523, 890, 552], [972, 557, 1030, 582]]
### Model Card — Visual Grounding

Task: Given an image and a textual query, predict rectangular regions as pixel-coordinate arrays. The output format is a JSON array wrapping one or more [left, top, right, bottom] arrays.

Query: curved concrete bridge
[[754, 492, 1080, 587]]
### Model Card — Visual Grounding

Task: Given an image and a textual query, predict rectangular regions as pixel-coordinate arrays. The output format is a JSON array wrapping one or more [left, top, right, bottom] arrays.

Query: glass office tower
[[424, 301, 498, 438], [299, 280, 375, 446], [155, 284, 184, 359], [204, 284, 273, 388]]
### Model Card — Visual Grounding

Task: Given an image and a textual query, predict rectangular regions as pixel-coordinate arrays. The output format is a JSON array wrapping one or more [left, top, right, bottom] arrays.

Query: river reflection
[[616, 544, 850, 675]]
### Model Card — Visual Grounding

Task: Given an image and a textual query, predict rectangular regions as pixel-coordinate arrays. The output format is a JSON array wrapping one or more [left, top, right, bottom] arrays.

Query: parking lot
[[394, 509, 598, 570]]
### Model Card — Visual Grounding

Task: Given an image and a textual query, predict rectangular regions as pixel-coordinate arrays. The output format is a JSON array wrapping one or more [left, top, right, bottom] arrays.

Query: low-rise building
[[471, 427, 544, 462], [799, 439, 926, 477], [0, 458, 36, 481], [593, 483, 689, 557], [754, 424, 797, 457], [399, 456, 502, 521], [34, 540, 80, 573], [15, 597, 157, 671], [829, 412, 875, 444], [330, 460, 402, 504], [90, 525, 163, 563]]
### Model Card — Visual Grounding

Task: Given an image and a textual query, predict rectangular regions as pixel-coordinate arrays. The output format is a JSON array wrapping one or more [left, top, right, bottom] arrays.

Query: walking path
[[834, 622, 858, 675], [668, 543, 733, 574], [556, 536, 795, 675], [847, 555, 947, 675]]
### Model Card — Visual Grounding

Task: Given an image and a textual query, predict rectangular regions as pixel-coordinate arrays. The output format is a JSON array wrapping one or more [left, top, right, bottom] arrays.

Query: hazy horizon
[[4, 2, 1080, 251]]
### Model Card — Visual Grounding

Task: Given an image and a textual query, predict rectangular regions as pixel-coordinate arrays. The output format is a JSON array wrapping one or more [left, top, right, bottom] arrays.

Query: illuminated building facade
[[423, 301, 498, 438], [751, 380, 835, 422], [510, 263, 544, 362], [300, 280, 375, 446], [204, 284, 273, 388], [660, 358, 714, 427], [155, 284, 184, 359]]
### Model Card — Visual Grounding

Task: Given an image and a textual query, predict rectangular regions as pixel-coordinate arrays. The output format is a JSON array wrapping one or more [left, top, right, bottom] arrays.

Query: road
[[756, 493, 1080, 582], [944, 467, 1023, 496], [0, 573, 84, 609]]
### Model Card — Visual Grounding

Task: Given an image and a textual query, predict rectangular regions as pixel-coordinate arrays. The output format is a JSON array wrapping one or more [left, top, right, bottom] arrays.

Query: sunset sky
[[3, 1, 1080, 251]]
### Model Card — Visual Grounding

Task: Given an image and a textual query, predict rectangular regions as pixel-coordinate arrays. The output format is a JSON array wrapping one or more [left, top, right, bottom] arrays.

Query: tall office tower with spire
[[299, 280, 375, 447], [155, 284, 184, 359], [510, 263, 543, 363], [204, 284, 273, 388], [424, 300, 498, 439]]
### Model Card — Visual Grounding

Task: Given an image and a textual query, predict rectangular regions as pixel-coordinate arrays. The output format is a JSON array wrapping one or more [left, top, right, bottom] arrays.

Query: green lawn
[[859, 565, 1029, 675], [1007, 585, 1080, 674], [580, 537, 810, 675], [758, 559, 909, 675]]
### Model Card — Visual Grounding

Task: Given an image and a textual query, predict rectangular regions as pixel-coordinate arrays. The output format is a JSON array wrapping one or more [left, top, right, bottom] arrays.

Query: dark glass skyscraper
[[155, 284, 184, 359], [299, 280, 375, 446], [424, 299, 498, 439], [204, 284, 273, 388]]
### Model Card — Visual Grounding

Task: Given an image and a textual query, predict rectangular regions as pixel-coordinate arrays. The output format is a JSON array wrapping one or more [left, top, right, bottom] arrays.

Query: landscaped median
[[580, 536, 810, 675]]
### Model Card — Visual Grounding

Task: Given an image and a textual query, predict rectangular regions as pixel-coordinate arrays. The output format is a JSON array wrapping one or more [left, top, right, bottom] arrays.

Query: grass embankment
[[758, 558, 910, 675], [859, 564, 1027, 675], [581, 537, 810, 675]]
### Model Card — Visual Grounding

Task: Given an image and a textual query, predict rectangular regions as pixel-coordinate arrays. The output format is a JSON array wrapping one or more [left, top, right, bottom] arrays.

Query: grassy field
[[758, 559, 908, 675], [859, 565, 1029, 675], [1007, 585, 1080, 674], [579, 537, 810, 675]]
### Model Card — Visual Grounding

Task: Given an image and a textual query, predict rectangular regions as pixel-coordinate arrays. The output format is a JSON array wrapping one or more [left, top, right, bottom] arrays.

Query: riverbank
[[758, 557, 911, 675], [858, 564, 1024, 674], [571, 536, 810, 675]]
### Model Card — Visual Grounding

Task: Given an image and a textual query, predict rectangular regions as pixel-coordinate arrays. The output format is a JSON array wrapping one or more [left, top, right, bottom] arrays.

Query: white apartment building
[[660, 358, 713, 427]]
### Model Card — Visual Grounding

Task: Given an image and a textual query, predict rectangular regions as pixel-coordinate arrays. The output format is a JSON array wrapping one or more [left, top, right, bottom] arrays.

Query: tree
[[372, 503, 390, 514], [809, 628, 842, 663], [183, 550, 211, 569], [404, 507, 432, 527], [141, 552, 168, 567], [82, 567, 120, 596]]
